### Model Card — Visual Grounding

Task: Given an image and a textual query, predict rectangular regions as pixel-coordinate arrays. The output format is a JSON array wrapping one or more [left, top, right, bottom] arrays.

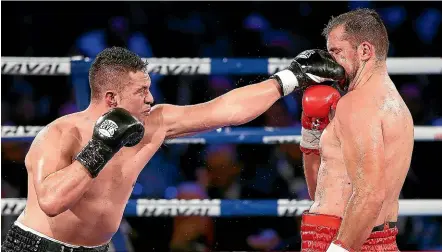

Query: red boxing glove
[[300, 85, 341, 155]]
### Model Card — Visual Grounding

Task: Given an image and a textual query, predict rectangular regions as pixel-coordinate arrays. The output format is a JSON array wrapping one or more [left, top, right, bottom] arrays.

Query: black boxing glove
[[75, 108, 145, 178], [270, 49, 346, 96]]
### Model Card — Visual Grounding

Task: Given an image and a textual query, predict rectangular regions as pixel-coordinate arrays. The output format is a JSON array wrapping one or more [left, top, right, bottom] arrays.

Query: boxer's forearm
[[215, 79, 282, 125], [303, 153, 320, 200], [37, 162, 93, 217], [336, 191, 384, 249]]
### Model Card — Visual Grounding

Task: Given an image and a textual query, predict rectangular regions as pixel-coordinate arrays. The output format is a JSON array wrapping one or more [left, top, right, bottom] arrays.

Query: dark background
[[2, 1, 442, 251]]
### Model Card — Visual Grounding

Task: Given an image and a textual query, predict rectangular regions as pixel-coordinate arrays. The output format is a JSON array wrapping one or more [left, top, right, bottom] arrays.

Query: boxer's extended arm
[[333, 96, 385, 250], [158, 79, 283, 139], [303, 153, 320, 200], [150, 49, 345, 139], [29, 126, 94, 217]]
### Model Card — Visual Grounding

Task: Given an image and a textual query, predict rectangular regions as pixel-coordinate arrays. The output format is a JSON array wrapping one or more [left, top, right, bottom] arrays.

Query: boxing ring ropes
[[1, 56, 442, 219]]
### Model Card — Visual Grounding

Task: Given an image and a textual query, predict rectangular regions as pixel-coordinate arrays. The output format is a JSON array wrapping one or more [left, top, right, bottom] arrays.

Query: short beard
[[348, 59, 360, 84], [348, 59, 367, 91]]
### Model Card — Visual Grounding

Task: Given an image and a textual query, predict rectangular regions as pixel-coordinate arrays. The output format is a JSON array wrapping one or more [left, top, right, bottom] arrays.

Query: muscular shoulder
[[139, 104, 169, 144], [336, 90, 380, 117], [143, 104, 169, 131], [47, 113, 83, 138], [147, 104, 184, 131], [334, 91, 381, 135], [144, 103, 194, 141]]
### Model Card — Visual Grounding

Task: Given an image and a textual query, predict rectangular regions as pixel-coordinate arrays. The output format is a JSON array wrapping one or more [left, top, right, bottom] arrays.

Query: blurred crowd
[[2, 1, 442, 251]]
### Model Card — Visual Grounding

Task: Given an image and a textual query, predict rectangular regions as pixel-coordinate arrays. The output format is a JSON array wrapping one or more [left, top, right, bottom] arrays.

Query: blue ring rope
[[2, 198, 442, 217]]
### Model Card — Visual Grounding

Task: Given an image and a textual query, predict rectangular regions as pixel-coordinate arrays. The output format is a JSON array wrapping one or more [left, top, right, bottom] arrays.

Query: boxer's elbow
[[38, 193, 66, 217]]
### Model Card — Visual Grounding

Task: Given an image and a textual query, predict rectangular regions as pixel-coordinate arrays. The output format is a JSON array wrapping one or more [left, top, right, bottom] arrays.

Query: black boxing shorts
[[2, 221, 109, 252]]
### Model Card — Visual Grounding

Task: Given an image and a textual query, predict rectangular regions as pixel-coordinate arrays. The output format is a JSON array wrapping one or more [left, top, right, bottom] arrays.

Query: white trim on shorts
[[14, 221, 107, 248]]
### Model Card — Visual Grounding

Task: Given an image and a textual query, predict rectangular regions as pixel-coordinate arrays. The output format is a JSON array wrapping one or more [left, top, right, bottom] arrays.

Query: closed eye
[[329, 48, 341, 54], [135, 86, 148, 95]]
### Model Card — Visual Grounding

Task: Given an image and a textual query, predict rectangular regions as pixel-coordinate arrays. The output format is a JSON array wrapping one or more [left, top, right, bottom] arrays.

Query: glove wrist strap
[[75, 139, 114, 178], [270, 69, 299, 96], [300, 127, 322, 152]]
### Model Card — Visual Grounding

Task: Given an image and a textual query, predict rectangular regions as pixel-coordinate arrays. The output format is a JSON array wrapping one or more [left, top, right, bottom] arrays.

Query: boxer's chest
[[79, 146, 144, 203], [319, 120, 342, 159], [74, 126, 164, 204], [64, 147, 149, 236]]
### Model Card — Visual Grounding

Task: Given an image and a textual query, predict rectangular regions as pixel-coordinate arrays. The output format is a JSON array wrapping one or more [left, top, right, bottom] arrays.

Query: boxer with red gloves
[[297, 8, 413, 252], [298, 85, 401, 252]]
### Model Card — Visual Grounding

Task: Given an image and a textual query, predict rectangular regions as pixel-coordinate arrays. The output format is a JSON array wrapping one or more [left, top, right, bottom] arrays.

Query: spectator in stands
[[170, 182, 214, 252]]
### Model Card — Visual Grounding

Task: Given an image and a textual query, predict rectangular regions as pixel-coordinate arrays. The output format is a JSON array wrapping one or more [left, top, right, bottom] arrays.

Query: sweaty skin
[[306, 26, 414, 248], [303, 153, 320, 200], [18, 72, 282, 246], [309, 73, 413, 225]]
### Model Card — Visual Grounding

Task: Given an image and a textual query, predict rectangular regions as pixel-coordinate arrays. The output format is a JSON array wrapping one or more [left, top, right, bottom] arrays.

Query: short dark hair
[[322, 8, 389, 61], [88, 47, 148, 100]]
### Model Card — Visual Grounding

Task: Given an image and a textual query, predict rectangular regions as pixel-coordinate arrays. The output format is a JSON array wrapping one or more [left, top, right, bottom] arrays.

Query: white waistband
[[14, 221, 106, 248]]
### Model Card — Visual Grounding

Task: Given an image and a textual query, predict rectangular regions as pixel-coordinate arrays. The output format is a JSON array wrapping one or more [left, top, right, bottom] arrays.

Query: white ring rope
[[1, 57, 442, 75], [1, 126, 442, 142], [1, 198, 442, 216]]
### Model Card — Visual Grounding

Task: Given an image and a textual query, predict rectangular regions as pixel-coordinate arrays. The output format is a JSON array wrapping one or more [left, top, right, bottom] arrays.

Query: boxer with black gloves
[[2, 47, 345, 252], [2, 108, 144, 252]]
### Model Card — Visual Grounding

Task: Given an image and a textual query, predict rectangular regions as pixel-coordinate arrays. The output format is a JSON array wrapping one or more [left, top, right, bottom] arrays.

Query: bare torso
[[14, 77, 283, 247], [309, 76, 414, 226], [18, 111, 166, 246]]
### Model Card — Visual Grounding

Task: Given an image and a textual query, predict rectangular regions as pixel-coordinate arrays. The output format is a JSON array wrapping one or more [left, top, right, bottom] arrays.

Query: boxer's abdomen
[[18, 151, 145, 247], [309, 120, 352, 217], [309, 159, 352, 217], [19, 183, 129, 246]]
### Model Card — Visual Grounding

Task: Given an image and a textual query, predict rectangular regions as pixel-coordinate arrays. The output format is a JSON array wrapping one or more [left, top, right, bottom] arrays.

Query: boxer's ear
[[358, 41, 374, 61], [104, 90, 119, 107]]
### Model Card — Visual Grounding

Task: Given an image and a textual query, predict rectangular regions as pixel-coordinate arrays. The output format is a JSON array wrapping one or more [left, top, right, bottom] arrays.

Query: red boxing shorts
[[301, 212, 399, 252]]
